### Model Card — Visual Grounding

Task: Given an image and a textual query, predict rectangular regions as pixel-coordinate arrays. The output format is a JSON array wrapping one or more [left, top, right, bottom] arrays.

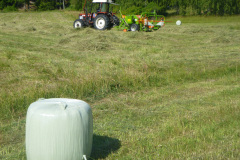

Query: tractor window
[[92, 3, 99, 13], [100, 3, 109, 12]]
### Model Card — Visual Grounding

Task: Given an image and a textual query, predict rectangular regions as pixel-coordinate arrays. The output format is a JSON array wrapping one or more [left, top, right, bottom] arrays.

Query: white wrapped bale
[[176, 20, 182, 25], [26, 98, 93, 160]]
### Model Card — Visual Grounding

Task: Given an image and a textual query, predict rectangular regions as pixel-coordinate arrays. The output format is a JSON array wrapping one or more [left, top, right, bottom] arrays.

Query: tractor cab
[[93, 0, 109, 13], [73, 0, 119, 30]]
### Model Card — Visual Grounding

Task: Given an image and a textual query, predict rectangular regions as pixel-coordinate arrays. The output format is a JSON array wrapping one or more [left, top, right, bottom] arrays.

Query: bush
[[38, 2, 56, 11], [145, 2, 166, 15], [124, 6, 142, 15], [3, 5, 17, 12], [0, 1, 5, 10]]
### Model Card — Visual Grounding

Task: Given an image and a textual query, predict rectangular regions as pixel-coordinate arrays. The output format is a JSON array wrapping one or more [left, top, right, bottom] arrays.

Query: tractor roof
[[92, 0, 114, 3]]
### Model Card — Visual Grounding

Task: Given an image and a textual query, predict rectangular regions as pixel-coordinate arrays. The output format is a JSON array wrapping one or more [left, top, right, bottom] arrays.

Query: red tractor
[[73, 0, 119, 30]]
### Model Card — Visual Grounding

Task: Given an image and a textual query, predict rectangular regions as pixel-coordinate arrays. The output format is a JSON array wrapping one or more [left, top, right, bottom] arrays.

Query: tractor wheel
[[93, 14, 110, 30], [130, 24, 140, 32], [73, 19, 84, 29]]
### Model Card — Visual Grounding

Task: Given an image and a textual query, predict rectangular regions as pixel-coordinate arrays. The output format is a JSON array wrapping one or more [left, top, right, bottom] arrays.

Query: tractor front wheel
[[93, 14, 110, 30], [73, 19, 84, 29], [130, 24, 140, 32]]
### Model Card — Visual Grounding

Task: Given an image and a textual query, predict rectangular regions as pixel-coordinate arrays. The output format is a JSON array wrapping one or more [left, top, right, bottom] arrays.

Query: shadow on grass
[[90, 134, 121, 160]]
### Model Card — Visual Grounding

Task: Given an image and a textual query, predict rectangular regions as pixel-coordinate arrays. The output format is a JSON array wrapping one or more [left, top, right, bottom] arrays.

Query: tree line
[[0, 0, 70, 11], [0, 0, 240, 16], [116, 0, 240, 15]]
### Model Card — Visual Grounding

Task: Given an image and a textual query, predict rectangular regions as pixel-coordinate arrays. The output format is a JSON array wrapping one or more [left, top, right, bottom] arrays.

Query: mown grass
[[0, 11, 239, 159]]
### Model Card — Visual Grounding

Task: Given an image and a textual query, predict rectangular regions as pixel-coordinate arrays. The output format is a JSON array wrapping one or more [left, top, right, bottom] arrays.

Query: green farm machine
[[116, 10, 165, 32], [73, 0, 165, 32]]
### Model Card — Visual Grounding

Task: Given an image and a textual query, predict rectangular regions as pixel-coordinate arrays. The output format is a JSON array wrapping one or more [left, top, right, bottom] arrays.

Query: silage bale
[[26, 98, 93, 160]]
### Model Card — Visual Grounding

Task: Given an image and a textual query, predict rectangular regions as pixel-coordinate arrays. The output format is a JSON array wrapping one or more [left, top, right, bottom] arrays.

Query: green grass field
[[0, 11, 240, 159]]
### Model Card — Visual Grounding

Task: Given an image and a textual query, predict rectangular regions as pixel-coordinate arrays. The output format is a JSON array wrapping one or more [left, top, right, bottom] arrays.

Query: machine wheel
[[73, 19, 84, 29], [112, 15, 120, 26], [93, 14, 110, 30], [130, 24, 140, 32]]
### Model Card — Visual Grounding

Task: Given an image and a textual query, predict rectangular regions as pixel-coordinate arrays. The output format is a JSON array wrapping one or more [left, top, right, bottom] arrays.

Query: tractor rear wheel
[[93, 14, 110, 30], [130, 24, 140, 32], [73, 19, 84, 29]]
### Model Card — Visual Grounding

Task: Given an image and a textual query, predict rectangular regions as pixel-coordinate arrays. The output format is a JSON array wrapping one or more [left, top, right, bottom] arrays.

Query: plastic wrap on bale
[[26, 98, 93, 160]]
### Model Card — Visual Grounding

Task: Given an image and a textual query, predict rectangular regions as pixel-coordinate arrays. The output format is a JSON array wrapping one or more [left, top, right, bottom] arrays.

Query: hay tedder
[[116, 10, 165, 32], [73, 0, 165, 31]]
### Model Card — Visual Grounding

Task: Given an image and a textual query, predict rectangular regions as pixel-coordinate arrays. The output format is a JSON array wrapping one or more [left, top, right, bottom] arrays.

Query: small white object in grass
[[26, 98, 93, 160], [176, 20, 182, 26]]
